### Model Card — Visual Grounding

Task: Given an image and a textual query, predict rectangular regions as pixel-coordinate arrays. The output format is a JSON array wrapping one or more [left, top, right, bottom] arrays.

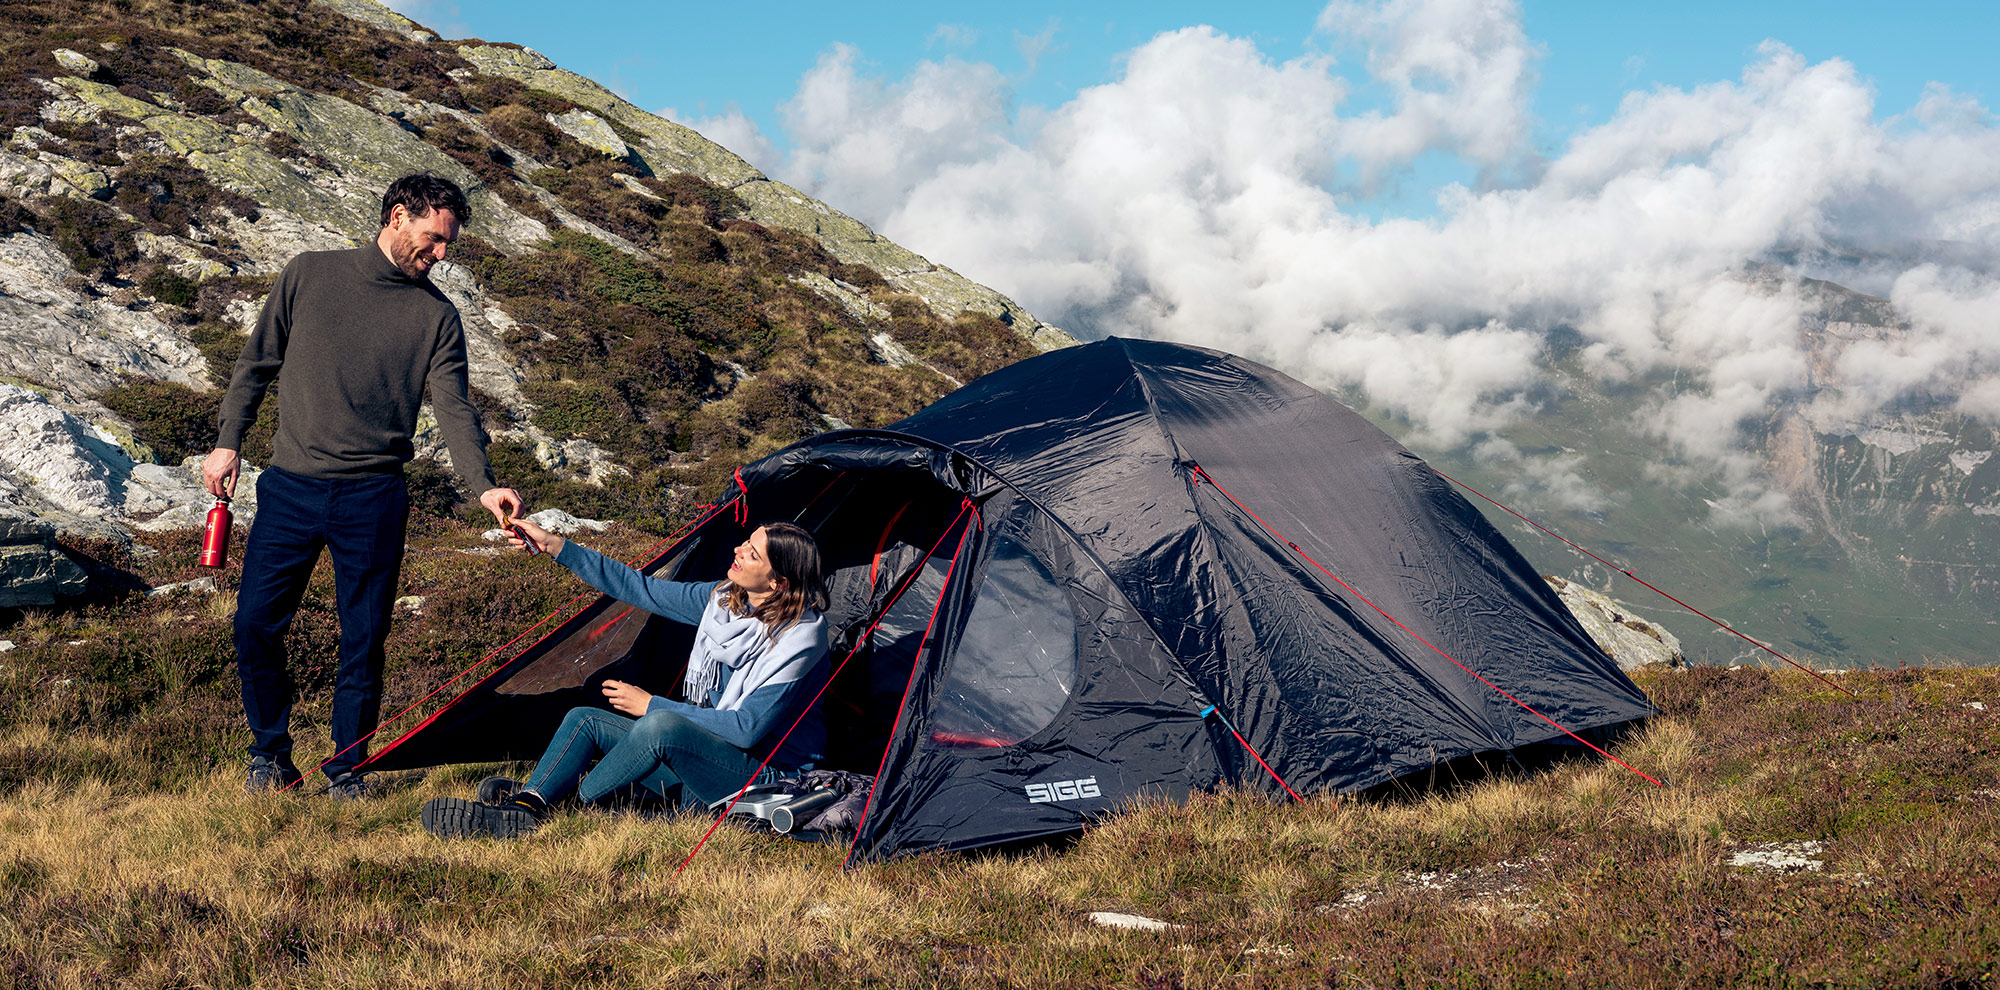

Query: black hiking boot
[[245, 756, 302, 793], [475, 776, 523, 805], [326, 771, 376, 801], [422, 795, 544, 840]]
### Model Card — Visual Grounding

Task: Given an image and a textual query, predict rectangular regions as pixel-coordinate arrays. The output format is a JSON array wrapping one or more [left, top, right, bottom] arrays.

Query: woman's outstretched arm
[[546, 536, 711, 626]]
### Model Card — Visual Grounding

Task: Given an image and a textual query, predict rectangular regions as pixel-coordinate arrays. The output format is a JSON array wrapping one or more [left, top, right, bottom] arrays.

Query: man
[[202, 174, 523, 798]]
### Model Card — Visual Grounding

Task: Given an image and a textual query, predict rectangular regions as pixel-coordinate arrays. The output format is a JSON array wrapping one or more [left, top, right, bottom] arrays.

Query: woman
[[422, 518, 830, 840]]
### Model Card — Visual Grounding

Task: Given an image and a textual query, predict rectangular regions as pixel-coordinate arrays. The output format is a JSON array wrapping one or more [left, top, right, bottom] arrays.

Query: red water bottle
[[200, 497, 233, 568]]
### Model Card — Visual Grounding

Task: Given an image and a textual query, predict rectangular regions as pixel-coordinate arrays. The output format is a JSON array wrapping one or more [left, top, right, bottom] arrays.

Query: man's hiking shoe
[[326, 772, 375, 801], [475, 776, 523, 805], [245, 756, 302, 793], [422, 796, 544, 840]]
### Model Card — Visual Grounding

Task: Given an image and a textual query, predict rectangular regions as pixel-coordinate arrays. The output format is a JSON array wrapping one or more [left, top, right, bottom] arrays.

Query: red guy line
[[1191, 466, 1664, 788], [1427, 467, 1855, 697], [844, 500, 982, 869], [1201, 704, 1303, 802], [300, 495, 742, 789], [675, 498, 978, 877]]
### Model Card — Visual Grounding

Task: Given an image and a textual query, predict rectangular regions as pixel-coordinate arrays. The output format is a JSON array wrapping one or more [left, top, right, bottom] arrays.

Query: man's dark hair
[[380, 174, 470, 227]]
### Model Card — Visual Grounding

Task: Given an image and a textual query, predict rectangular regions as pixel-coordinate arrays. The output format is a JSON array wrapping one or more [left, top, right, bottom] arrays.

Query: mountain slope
[[0, 0, 1072, 574]]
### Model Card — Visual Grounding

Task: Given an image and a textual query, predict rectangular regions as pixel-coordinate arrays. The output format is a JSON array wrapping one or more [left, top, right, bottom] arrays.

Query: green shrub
[[403, 456, 468, 519], [113, 153, 260, 233], [530, 163, 669, 248], [185, 321, 244, 387], [41, 195, 140, 280], [192, 273, 273, 324], [519, 379, 629, 441], [481, 440, 674, 528], [94, 376, 219, 465], [828, 261, 888, 290], [140, 266, 199, 307], [648, 172, 747, 226], [411, 117, 552, 227], [658, 220, 725, 263], [732, 375, 820, 442], [0, 198, 39, 236]]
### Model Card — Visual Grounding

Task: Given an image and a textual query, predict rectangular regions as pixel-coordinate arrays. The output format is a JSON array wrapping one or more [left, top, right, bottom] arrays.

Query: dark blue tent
[[367, 337, 1654, 863]]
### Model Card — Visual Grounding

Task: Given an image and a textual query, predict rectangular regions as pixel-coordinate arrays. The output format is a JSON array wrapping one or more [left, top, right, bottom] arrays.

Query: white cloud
[[1015, 18, 1062, 74], [929, 24, 979, 50], [753, 0, 2000, 528], [659, 106, 779, 173], [1316, 0, 1540, 170]]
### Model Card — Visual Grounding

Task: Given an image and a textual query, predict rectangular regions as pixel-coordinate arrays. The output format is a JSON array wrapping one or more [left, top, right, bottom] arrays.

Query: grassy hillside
[[2, 519, 1997, 987]]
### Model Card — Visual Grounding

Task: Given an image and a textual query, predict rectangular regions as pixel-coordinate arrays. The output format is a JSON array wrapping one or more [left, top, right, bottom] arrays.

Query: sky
[[387, 0, 2000, 526]]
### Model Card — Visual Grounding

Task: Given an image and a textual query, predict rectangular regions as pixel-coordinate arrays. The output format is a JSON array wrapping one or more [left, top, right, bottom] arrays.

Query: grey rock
[[307, 0, 434, 42], [2, 7, 1071, 568], [791, 271, 889, 323], [0, 148, 57, 199], [0, 542, 88, 607], [0, 506, 56, 544], [547, 109, 629, 160], [1086, 912, 1181, 932], [866, 332, 960, 387], [1545, 575, 1685, 670], [480, 508, 611, 543], [0, 233, 209, 403], [145, 575, 217, 597], [53, 54, 545, 254], [52, 49, 100, 78], [0, 386, 260, 538]]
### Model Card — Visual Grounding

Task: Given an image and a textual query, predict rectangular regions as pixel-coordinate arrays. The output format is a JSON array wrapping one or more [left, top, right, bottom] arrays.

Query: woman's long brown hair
[[718, 521, 828, 640]]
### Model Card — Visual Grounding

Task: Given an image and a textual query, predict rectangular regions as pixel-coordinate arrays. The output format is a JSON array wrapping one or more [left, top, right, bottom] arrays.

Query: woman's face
[[727, 527, 782, 598]]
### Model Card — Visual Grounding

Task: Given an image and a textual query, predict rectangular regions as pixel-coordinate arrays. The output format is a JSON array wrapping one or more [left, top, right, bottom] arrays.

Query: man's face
[[385, 205, 460, 280]]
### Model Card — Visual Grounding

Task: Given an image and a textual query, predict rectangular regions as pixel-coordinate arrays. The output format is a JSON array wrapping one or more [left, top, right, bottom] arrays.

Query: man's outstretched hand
[[201, 448, 240, 499], [480, 486, 524, 526], [505, 516, 564, 558]]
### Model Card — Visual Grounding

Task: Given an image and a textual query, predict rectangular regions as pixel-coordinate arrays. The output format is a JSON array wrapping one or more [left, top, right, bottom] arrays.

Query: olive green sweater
[[216, 245, 496, 493]]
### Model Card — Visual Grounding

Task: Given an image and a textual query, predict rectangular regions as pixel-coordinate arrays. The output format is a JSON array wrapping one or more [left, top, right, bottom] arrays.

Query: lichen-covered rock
[[0, 233, 207, 402], [0, 149, 57, 199], [54, 52, 546, 253], [1545, 575, 1685, 670], [547, 109, 629, 160], [51, 48, 100, 78], [0, 540, 89, 608], [0, 0, 1073, 582], [0, 385, 260, 539], [307, 0, 434, 42]]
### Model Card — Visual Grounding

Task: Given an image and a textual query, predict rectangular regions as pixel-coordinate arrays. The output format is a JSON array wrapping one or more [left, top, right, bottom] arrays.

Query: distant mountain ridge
[[1398, 272, 1999, 664]]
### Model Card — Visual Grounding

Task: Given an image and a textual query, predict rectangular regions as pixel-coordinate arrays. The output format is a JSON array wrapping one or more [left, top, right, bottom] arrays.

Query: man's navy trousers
[[235, 466, 408, 781]]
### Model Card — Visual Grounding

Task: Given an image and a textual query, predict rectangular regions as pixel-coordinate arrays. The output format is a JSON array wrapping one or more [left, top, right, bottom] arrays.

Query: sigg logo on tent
[[1025, 777, 1100, 804]]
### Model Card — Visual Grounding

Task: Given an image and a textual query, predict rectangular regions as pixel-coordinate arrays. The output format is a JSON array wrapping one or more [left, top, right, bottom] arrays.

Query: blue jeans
[[234, 467, 408, 780], [523, 706, 773, 808]]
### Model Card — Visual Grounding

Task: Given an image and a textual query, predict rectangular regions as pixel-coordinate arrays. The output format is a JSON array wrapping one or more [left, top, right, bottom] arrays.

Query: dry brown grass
[[4, 530, 1999, 987]]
